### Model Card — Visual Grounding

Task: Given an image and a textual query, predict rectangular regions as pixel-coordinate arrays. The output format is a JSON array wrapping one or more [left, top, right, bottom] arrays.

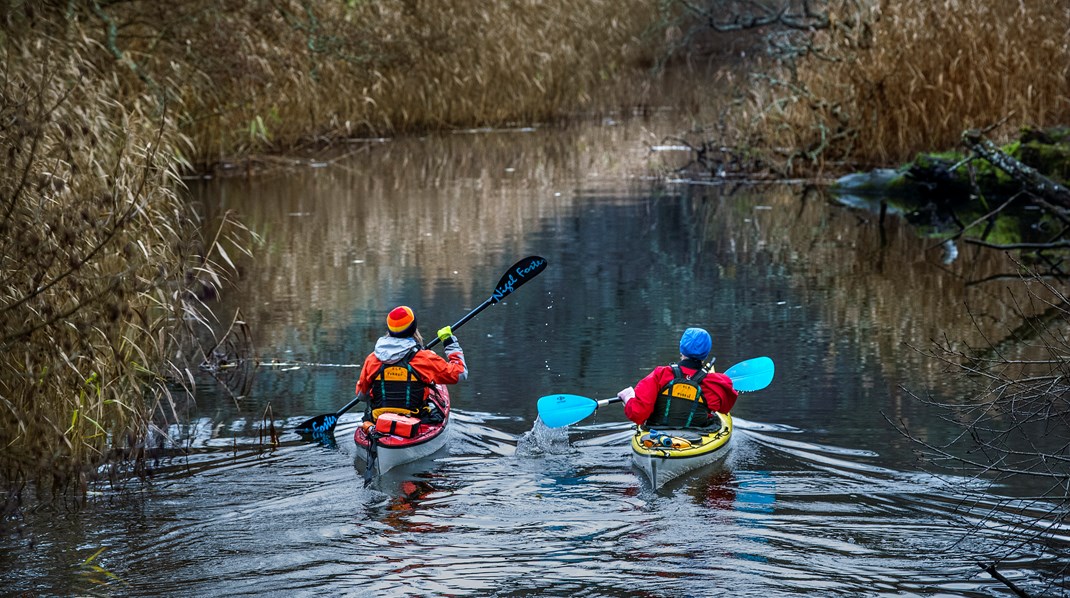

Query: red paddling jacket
[[624, 357, 737, 427], [355, 335, 467, 415]]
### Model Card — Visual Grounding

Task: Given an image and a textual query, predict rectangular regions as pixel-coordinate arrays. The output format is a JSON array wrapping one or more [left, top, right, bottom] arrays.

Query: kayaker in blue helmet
[[617, 327, 738, 428]]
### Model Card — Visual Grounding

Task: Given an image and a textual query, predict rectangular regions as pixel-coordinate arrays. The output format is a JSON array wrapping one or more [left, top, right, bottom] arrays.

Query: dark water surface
[[6, 116, 1069, 597]]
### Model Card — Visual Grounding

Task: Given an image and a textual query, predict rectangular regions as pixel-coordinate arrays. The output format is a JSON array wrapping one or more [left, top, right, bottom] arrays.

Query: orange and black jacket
[[355, 335, 467, 414]]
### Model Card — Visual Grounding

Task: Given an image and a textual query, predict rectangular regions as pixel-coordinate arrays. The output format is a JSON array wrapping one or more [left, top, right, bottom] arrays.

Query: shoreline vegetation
[[2, 0, 1068, 505], [0, 0, 667, 501]]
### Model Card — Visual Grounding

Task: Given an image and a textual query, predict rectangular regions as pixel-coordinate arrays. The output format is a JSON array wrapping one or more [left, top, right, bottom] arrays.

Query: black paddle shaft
[[295, 256, 547, 437], [425, 255, 547, 349]]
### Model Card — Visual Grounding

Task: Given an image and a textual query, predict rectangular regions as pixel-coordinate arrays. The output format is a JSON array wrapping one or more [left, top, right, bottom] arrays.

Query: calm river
[[6, 114, 1069, 597]]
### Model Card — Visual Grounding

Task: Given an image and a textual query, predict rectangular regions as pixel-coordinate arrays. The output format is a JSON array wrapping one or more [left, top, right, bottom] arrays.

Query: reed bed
[[0, 55, 167, 489], [0, 10, 251, 495], [748, 0, 1070, 172], [90, 0, 662, 167], [0, 1, 666, 493]]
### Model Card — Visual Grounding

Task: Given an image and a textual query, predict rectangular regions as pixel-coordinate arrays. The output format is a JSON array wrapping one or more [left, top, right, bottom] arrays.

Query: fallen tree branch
[[979, 562, 1032, 598], [963, 239, 1070, 250], [962, 129, 1070, 209]]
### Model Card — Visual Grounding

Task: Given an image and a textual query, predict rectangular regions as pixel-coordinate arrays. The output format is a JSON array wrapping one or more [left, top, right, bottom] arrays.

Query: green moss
[[1017, 142, 1070, 184], [915, 150, 964, 164]]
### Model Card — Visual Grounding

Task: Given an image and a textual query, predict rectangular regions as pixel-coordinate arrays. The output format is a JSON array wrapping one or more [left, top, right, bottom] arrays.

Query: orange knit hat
[[386, 305, 417, 337]]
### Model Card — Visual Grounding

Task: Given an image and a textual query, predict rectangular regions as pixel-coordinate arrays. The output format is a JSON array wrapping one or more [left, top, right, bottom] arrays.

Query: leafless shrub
[[890, 262, 1070, 590], [667, 0, 1070, 177]]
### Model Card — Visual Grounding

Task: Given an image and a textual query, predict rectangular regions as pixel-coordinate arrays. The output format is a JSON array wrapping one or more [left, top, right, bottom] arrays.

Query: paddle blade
[[295, 413, 338, 436], [537, 394, 598, 428], [491, 256, 547, 303], [725, 356, 775, 392]]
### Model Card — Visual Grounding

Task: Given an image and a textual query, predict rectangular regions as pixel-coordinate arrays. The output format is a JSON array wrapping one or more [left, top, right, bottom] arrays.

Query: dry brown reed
[[0, 1, 666, 492], [0, 9, 252, 494], [89, 0, 662, 168], [751, 0, 1070, 173]]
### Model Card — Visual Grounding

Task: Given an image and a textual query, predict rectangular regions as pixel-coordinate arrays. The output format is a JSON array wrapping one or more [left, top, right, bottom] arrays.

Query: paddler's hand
[[437, 326, 455, 344], [438, 326, 461, 353], [617, 386, 635, 405]]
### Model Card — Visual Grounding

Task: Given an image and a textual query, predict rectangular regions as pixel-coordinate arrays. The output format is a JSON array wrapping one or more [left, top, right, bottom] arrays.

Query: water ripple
[[7, 412, 1069, 597]]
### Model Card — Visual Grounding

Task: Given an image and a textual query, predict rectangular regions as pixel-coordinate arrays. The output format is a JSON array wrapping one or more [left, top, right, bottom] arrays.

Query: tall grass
[[751, 0, 1070, 172], [84, 0, 663, 167], [0, 1, 667, 493], [0, 10, 251, 495]]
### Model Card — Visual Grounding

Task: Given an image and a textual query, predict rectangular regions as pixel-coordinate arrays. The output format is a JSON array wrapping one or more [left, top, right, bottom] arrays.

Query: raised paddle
[[295, 255, 549, 438], [536, 356, 774, 428]]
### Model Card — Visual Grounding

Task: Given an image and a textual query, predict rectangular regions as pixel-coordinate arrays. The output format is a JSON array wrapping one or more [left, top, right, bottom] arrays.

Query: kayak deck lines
[[631, 412, 733, 488]]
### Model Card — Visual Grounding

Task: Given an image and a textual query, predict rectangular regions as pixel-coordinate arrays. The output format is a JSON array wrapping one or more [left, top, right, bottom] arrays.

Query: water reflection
[[365, 476, 445, 534], [684, 468, 777, 564], [6, 406, 1069, 596], [7, 115, 1070, 596]]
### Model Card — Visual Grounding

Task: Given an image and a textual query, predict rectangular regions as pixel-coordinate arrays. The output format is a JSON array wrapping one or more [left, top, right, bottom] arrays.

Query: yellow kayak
[[630, 412, 733, 489]]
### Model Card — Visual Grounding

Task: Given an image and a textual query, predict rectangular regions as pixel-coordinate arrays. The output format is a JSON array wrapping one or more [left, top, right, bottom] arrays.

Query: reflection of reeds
[[695, 185, 1061, 394], [197, 125, 1055, 394], [187, 118, 673, 352], [751, 0, 1070, 171]]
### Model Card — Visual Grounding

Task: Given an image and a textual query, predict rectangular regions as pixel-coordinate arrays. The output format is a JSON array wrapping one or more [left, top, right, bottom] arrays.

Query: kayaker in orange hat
[[617, 327, 738, 428], [355, 305, 468, 423]]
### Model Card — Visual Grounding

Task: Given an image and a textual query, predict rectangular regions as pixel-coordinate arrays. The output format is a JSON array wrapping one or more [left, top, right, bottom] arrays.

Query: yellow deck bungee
[[630, 412, 733, 459], [630, 412, 734, 488]]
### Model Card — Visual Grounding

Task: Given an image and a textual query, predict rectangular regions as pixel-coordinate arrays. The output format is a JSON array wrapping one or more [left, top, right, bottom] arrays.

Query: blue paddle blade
[[537, 394, 599, 428], [724, 356, 774, 392]]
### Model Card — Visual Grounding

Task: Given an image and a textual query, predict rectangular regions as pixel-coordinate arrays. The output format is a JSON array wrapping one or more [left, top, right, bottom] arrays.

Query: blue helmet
[[679, 327, 712, 360]]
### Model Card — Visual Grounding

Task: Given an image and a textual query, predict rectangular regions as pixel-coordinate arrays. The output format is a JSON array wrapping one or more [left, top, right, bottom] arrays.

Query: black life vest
[[647, 363, 715, 428], [369, 350, 428, 412]]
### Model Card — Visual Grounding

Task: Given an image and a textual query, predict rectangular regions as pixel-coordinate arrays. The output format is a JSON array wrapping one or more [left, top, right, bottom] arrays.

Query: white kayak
[[630, 412, 733, 489], [354, 387, 451, 479]]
